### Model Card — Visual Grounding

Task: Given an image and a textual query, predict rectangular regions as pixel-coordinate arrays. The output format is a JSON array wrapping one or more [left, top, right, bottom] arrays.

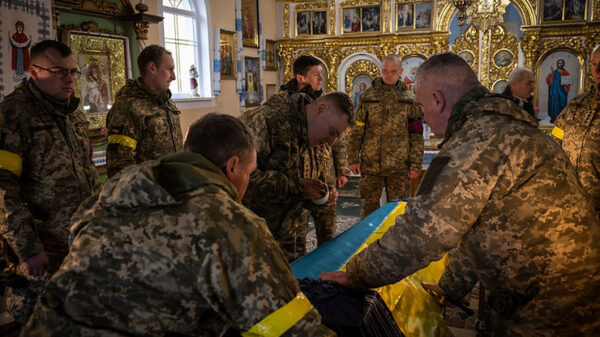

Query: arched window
[[159, 0, 211, 98]]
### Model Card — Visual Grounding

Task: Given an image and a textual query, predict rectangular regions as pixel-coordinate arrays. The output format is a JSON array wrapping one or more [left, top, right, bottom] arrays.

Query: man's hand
[[337, 176, 348, 188], [422, 282, 446, 305], [319, 271, 350, 287], [303, 178, 328, 199], [325, 185, 338, 206], [350, 164, 361, 175], [407, 170, 420, 179], [24, 251, 49, 277]]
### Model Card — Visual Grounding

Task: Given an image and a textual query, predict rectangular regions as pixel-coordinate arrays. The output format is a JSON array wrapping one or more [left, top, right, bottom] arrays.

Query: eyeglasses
[[33, 64, 82, 79]]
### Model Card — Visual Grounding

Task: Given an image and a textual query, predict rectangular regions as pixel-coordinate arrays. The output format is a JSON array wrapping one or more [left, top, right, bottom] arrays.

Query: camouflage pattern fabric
[[348, 77, 424, 217], [21, 151, 334, 337], [0, 80, 99, 325], [348, 77, 424, 176], [345, 86, 600, 336], [553, 83, 600, 212], [240, 93, 319, 261], [276, 79, 351, 247], [500, 84, 536, 119], [106, 78, 183, 177], [359, 175, 408, 218]]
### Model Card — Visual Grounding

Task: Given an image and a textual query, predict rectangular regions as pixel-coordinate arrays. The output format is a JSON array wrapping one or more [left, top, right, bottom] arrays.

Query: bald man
[[552, 44, 600, 212], [321, 52, 599, 336], [502, 67, 536, 119]]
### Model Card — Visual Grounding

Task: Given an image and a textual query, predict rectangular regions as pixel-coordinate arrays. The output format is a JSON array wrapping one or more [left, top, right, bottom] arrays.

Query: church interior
[[1, 0, 599, 336]]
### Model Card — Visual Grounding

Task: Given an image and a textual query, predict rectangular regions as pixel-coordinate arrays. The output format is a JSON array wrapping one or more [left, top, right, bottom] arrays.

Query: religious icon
[[397, 3, 414, 29], [458, 51, 475, 66], [241, 0, 258, 48], [342, 8, 361, 33], [244, 57, 260, 107], [265, 40, 278, 71], [401, 56, 425, 89], [219, 30, 236, 79], [362, 7, 381, 32], [296, 12, 311, 35], [415, 3, 432, 29], [80, 55, 110, 113], [537, 50, 580, 125], [189, 65, 199, 97], [9, 20, 31, 80], [546, 58, 571, 122], [351, 74, 372, 107], [543, 0, 564, 21], [564, 0, 586, 20], [312, 11, 327, 35], [492, 80, 508, 94], [494, 50, 513, 67]]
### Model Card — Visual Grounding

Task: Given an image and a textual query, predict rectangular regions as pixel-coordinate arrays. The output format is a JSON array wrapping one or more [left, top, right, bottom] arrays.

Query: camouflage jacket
[[277, 79, 351, 178], [553, 83, 600, 211], [500, 84, 536, 119], [22, 151, 334, 337], [106, 78, 183, 177], [0, 80, 99, 270], [240, 93, 319, 231], [348, 77, 424, 175], [346, 86, 600, 336]]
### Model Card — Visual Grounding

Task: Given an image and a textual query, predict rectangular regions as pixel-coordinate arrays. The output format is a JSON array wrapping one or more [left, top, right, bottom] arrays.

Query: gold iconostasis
[[278, 0, 600, 126]]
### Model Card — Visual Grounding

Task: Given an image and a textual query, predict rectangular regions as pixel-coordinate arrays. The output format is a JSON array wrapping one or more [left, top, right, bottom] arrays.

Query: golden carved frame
[[344, 59, 380, 94], [69, 31, 130, 129]]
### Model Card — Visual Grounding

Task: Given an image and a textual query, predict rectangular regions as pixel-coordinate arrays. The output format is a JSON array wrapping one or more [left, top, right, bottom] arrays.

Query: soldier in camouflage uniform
[[552, 44, 600, 212], [348, 54, 424, 218], [321, 52, 600, 336], [241, 92, 354, 261], [106, 44, 183, 177], [275, 56, 352, 248], [501, 67, 536, 119], [0, 41, 99, 326], [22, 114, 334, 337]]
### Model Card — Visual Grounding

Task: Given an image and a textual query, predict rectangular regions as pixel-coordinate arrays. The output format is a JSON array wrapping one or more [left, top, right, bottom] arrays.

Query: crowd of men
[[0, 39, 598, 336]]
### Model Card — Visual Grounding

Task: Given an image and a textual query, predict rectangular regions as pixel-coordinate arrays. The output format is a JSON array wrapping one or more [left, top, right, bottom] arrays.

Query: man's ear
[[224, 155, 240, 181], [147, 61, 156, 75], [296, 73, 305, 84], [29, 65, 39, 80], [432, 90, 445, 114], [317, 102, 329, 115]]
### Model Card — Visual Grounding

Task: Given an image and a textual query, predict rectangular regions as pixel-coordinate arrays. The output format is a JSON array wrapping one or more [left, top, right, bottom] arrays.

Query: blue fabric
[[291, 202, 399, 279], [548, 69, 568, 121]]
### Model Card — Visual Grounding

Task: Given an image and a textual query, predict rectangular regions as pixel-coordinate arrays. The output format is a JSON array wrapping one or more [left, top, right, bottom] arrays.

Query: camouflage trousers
[[6, 277, 45, 326], [268, 204, 311, 263], [359, 174, 409, 218]]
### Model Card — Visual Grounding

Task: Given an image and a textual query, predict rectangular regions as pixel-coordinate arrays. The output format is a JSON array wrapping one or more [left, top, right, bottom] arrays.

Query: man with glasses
[[0, 40, 99, 326], [241, 92, 354, 261], [106, 44, 183, 177]]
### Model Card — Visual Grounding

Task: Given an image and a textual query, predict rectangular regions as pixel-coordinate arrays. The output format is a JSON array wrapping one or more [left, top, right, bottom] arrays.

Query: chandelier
[[452, 0, 474, 28]]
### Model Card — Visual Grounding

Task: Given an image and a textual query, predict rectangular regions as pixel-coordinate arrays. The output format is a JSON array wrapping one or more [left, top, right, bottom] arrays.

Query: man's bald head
[[415, 52, 480, 100], [413, 52, 480, 136]]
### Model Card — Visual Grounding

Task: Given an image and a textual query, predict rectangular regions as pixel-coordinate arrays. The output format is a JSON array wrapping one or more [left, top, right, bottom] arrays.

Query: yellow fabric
[[242, 292, 313, 337], [355, 121, 365, 127], [0, 150, 23, 176], [108, 134, 137, 150], [551, 126, 564, 140], [342, 202, 448, 337]]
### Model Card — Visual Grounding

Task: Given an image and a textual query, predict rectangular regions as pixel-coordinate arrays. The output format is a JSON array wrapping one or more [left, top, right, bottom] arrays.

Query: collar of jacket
[[128, 77, 177, 111], [154, 151, 238, 202], [280, 78, 323, 101], [442, 85, 490, 143], [289, 92, 312, 148], [22, 79, 80, 118], [501, 84, 532, 103], [592, 82, 600, 95], [371, 77, 408, 91]]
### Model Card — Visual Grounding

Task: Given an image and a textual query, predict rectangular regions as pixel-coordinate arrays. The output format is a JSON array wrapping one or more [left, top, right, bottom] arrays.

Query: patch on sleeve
[[416, 156, 451, 196], [408, 118, 424, 133]]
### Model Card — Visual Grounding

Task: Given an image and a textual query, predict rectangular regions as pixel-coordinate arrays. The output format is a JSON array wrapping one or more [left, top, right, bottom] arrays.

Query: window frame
[[158, 0, 213, 101]]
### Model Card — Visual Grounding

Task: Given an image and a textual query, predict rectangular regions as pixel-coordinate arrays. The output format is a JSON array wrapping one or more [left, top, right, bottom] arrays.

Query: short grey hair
[[508, 67, 534, 84], [382, 54, 402, 67]]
